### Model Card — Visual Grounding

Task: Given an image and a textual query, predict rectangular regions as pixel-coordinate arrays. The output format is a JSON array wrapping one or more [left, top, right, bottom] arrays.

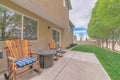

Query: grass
[[72, 45, 120, 80]]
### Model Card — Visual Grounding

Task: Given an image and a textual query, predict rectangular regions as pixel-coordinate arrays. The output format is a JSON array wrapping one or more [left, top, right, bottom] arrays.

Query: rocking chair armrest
[[8, 57, 17, 62], [31, 52, 39, 55], [58, 46, 62, 49], [59, 46, 62, 48], [4, 47, 8, 49], [30, 52, 40, 60]]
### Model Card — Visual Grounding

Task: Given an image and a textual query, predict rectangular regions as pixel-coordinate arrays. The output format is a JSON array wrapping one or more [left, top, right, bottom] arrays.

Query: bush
[[66, 43, 77, 49]]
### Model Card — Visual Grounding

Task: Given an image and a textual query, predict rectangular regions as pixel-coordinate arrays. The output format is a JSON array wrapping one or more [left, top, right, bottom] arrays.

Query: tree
[[88, 0, 120, 50], [79, 33, 84, 41], [73, 35, 77, 41]]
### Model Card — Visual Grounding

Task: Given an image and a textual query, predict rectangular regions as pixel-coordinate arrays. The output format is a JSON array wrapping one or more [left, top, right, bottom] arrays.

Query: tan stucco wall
[[30, 0, 69, 27], [0, 0, 73, 72], [61, 27, 73, 48]]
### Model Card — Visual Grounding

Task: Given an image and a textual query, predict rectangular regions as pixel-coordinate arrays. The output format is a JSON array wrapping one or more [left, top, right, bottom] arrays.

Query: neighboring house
[[0, 0, 74, 72]]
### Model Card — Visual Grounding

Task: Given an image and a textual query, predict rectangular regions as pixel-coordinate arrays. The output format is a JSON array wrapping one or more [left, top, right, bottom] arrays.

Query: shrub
[[66, 43, 77, 49]]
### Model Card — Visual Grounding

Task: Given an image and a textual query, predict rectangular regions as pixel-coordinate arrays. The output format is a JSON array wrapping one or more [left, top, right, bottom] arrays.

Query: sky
[[69, 0, 97, 28], [73, 27, 87, 40], [69, 0, 97, 40]]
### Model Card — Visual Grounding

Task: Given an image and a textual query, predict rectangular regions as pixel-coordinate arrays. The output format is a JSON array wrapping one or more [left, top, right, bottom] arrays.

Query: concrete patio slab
[[0, 50, 111, 80]]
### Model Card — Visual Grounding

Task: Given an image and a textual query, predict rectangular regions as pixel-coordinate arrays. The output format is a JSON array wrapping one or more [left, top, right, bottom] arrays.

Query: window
[[23, 16, 38, 40], [0, 5, 38, 41], [0, 6, 22, 41]]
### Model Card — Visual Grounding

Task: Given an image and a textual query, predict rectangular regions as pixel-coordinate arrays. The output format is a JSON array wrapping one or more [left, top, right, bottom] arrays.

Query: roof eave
[[66, 0, 72, 10], [69, 20, 75, 27]]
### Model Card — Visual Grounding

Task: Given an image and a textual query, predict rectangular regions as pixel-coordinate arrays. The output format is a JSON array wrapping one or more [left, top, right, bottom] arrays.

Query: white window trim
[[52, 28, 61, 47], [21, 15, 24, 40], [0, 4, 39, 42]]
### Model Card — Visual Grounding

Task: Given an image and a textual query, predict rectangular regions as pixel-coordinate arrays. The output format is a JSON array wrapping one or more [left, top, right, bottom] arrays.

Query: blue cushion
[[56, 50, 66, 54], [28, 58, 37, 62], [22, 59, 31, 65], [16, 61, 26, 67], [57, 49, 61, 53], [16, 58, 37, 67]]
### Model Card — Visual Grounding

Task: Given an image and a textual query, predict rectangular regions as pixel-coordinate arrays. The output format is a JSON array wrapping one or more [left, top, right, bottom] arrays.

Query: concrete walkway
[[0, 50, 111, 80]]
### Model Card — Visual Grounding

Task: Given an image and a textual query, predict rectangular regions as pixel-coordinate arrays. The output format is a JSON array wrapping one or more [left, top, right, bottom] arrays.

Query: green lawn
[[72, 45, 120, 80]]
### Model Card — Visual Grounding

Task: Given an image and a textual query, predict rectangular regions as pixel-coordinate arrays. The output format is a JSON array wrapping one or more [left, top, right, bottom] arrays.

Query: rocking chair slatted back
[[48, 40, 57, 49], [15, 39, 23, 59], [6, 40, 20, 59], [22, 40, 31, 58], [14, 39, 31, 59], [14, 39, 24, 60]]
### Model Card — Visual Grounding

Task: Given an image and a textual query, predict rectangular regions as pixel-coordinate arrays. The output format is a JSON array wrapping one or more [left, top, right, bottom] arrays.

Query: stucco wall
[[61, 27, 73, 48], [30, 0, 69, 27], [0, 0, 73, 72]]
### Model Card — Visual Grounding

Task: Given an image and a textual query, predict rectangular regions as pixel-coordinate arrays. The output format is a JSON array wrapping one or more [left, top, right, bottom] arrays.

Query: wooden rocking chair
[[48, 40, 65, 60], [4, 39, 41, 80]]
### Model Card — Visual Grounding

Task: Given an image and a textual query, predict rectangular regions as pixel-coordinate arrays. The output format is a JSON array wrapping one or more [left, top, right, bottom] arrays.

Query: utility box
[[0, 50, 3, 59]]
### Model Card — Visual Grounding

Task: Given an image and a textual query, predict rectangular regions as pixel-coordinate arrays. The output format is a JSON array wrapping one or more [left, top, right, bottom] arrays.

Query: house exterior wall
[[0, 0, 73, 72], [30, 0, 69, 27], [61, 27, 73, 48]]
